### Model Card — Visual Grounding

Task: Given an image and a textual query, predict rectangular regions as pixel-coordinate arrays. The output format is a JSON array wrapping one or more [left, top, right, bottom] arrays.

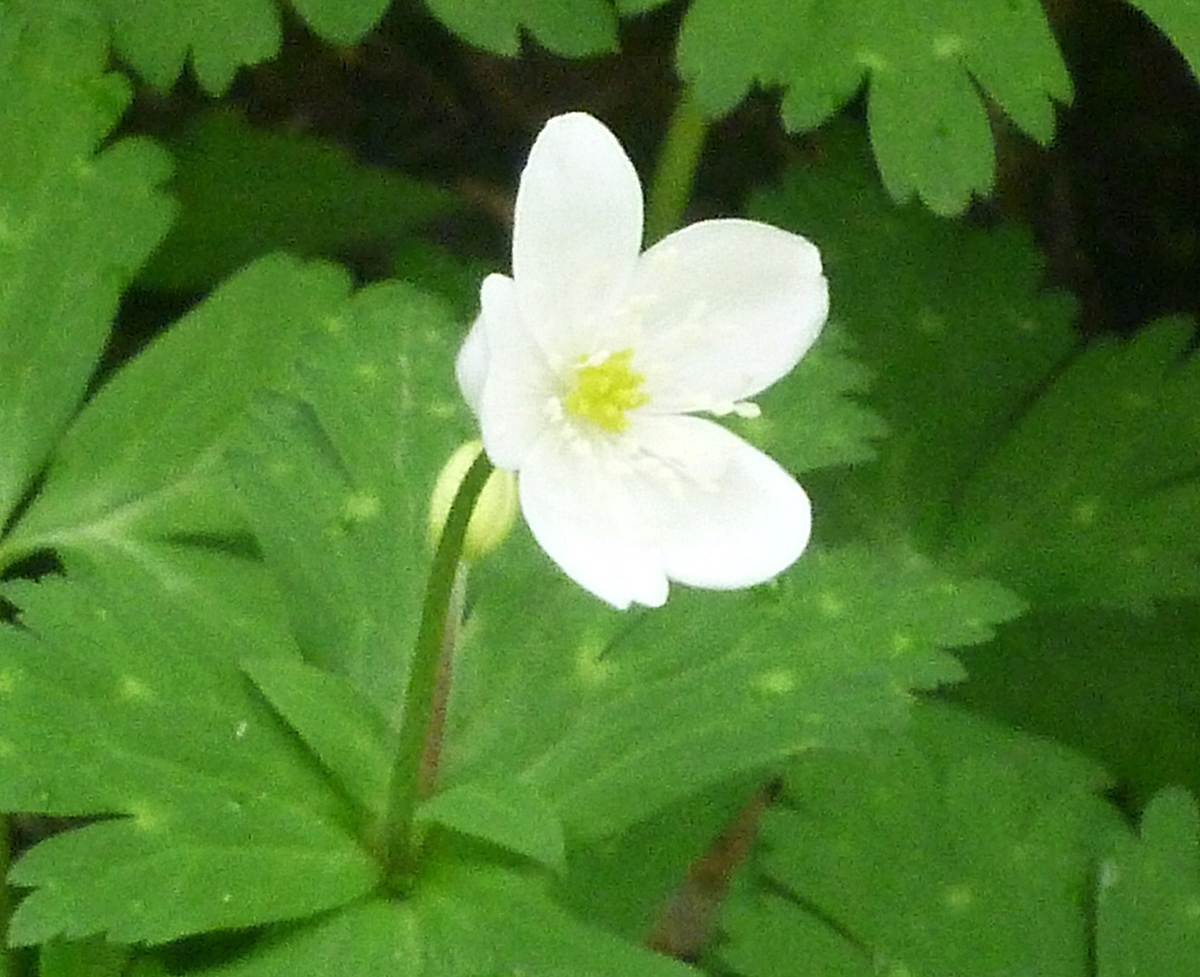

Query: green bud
[[428, 440, 518, 562]]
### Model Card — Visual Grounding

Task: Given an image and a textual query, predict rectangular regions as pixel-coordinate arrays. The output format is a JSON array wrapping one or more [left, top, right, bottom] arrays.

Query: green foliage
[[721, 703, 1119, 977], [1129, 0, 1200, 80], [226, 281, 472, 715], [950, 316, 1200, 608], [416, 781, 566, 873], [750, 124, 1078, 551], [725, 323, 887, 474], [92, 0, 280, 94], [0, 566, 377, 945], [677, 0, 1071, 214], [449, 533, 1020, 840], [420, 0, 617, 56], [196, 863, 693, 977], [39, 937, 129, 977], [0, 2, 172, 526], [1098, 787, 1200, 976], [2, 256, 351, 573], [140, 111, 460, 292], [289, 0, 393, 45], [947, 601, 1200, 813]]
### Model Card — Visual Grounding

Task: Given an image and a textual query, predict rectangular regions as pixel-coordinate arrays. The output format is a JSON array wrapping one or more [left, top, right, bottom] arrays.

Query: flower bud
[[428, 440, 518, 562]]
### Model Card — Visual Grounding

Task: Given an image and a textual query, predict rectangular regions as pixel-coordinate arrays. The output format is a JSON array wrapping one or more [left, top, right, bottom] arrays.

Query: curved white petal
[[630, 415, 811, 590], [476, 274, 556, 471], [628, 219, 828, 412], [517, 415, 810, 608], [455, 316, 489, 417], [512, 113, 643, 359], [518, 436, 670, 610]]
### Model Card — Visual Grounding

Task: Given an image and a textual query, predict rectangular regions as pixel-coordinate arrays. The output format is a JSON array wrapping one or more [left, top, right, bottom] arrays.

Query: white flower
[[456, 112, 829, 609]]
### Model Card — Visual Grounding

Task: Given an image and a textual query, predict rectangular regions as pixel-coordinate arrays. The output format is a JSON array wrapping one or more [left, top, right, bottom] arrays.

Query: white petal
[[516, 415, 810, 609], [627, 219, 828, 412], [476, 274, 557, 471], [631, 415, 811, 590], [455, 315, 489, 417], [512, 113, 643, 359], [518, 436, 670, 610]]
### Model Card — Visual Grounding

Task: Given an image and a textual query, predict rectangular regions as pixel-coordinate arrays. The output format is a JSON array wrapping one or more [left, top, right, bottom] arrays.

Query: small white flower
[[456, 112, 829, 609]]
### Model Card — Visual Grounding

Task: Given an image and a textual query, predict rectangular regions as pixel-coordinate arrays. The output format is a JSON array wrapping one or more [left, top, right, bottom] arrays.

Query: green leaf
[[421, 0, 618, 57], [197, 863, 692, 977], [725, 322, 886, 474], [1097, 787, 1200, 976], [1129, 1, 1200, 82], [288, 0, 391, 45], [0, 6, 173, 528], [721, 703, 1118, 977], [0, 565, 377, 944], [140, 111, 461, 292], [678, 0, 1072, 214], [2, 255, 352, 571], [242, 657, 390, 821], [227, 281, 473, 716], [949, 316, 1200, 608], [39, 937, 129, 977], [748, 123, 1078, 552], [945, 601, 1200, 812], [447, 532, 1021, 839], [92, 0, 280, 94], [417, 780, 566, 873]]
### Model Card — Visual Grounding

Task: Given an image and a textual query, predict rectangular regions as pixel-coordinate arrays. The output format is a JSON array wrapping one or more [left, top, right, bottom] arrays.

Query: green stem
[[380, 451, 493, 887], [645, 86, 709, 245]]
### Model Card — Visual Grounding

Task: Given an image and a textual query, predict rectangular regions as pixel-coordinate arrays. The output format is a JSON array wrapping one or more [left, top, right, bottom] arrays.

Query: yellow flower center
[[562, 348, 649, 433]]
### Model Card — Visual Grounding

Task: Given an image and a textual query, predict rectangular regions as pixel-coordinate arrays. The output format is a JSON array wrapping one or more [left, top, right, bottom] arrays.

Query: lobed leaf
[[420, 0, 618, 57], [140, 111, 461, 292], [1129, 0, 1200, 82], [677, 0, 1072, 214], [1097, 786, 1200, 976], [0, 564, 377, 944], [447, 532, 1021, 839], [3, 255, 351, 572], [91, 0, 280, 94], [949, 316, 1200, 608], [0, 4, 173, 529], [288, 0, 393, 45], [721, 703, 1119, 977], [749, 123, 1079, 554], [197, 862, 693, 977], [227, 281, 473, 716]]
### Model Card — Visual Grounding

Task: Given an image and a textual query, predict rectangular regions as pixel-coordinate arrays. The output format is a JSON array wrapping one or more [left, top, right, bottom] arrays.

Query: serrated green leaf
[[0, 566, 377, 944], [92, 0, 280, 94], [417, 781, 566, 873], [1097, 786, 1200, 977], [949, 316, 1200, 608], [39, 936, 129, 977], [722, 703, 1117, 977], [945, 601, 1200, 812], [421, 0, 617, 57], [242, 657, 390, 821], [288, 0, 391, 44], [678, 0, 1071, 213], [1129, 1, 1200, 81], [447, 531, 1020, 840], [748, 123, 1078, 552], [725, 322, 886, 474], [227, 281, 472, 716], [198, 863, 692, 977], [0, 6, 173, 527], [2, 255, 352, 572], [140, 111, 460, 292]]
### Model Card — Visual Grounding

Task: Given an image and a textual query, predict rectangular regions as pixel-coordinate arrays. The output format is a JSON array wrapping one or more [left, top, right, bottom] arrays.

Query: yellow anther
[[562, 349, 649, 432]]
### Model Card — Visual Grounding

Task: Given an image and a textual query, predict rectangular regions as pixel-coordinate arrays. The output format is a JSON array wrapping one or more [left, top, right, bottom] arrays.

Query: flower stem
[[381, 450, 493, 887], [645, 86, 709, 245]]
